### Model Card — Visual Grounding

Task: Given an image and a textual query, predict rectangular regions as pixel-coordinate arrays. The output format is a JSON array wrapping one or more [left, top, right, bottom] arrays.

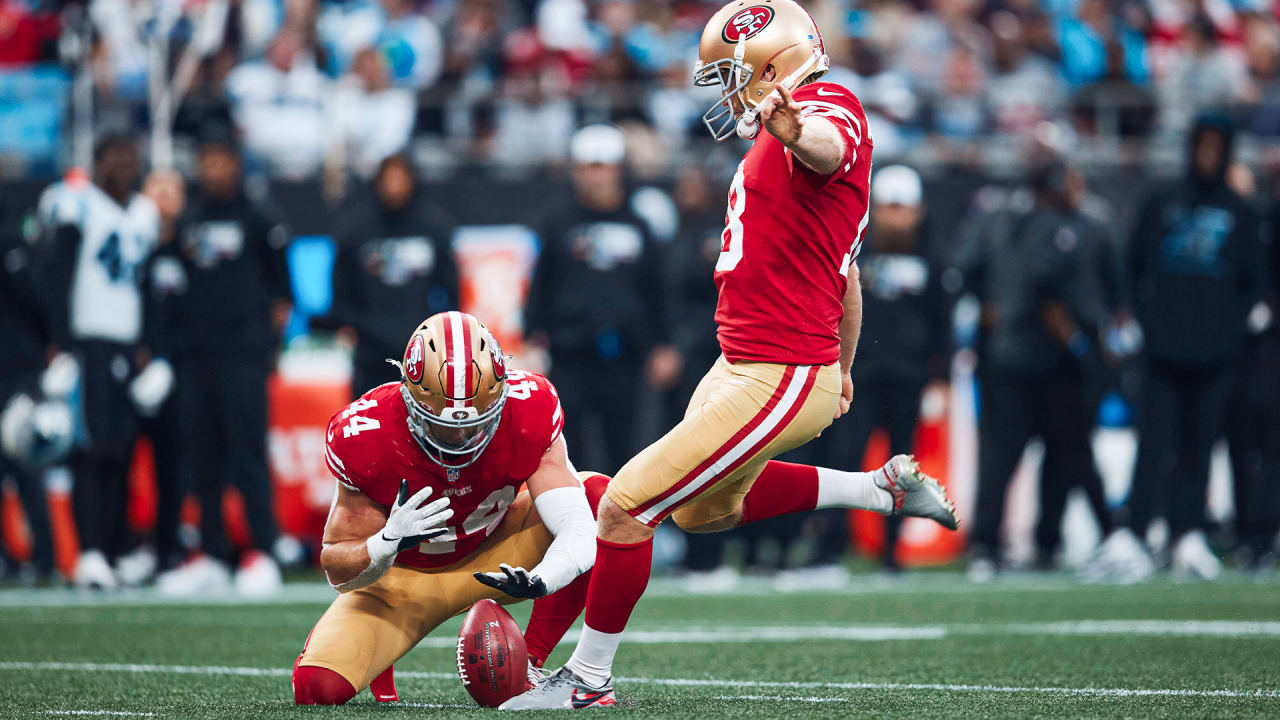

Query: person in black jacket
[[1227, 179, 1280, 570], [523, 125, 677, 475], [816, 165, 951, 572], [154, 126, 292, 596], [961, 159, 1118, 577], [0, 219, 64, 582], [330, 153, 457, 398], [1088, 112, 1266, 581]]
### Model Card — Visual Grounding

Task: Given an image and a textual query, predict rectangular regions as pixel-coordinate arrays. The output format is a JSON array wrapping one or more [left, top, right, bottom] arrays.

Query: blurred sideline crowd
[[0, 0, 1278, 595], [4, 0, 1280, 176]]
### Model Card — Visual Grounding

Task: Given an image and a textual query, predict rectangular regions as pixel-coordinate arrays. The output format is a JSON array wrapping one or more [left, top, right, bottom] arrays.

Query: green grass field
[[2, 572, 1279, 719]]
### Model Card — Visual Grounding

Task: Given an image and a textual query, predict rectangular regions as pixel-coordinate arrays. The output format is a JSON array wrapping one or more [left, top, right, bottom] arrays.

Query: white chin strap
[[735, 53, 823, 141]]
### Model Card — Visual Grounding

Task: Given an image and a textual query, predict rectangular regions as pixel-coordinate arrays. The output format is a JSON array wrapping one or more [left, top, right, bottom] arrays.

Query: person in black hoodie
[[330, 153, 458, 398], [523, 125, 676, 475], [1087, 112, 1266, 582], [154, 126, 292, 596]]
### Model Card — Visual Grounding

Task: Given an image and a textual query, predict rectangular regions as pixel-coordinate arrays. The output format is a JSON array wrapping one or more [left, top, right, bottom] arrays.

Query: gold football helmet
[[395, 311, 509, 471], [693, 0, 829, 141]]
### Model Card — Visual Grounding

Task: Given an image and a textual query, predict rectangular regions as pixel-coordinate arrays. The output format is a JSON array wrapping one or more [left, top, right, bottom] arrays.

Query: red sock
[[526, 570, 591, 666], [369, 664, 398, 702], [582, 537, 652, 633], [292, 665, 356, 705], [740, 461, 819, 525], [524, 472, 611, 665]]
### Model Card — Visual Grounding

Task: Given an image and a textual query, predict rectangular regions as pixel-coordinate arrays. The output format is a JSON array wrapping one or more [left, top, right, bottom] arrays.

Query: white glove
[[379, 479, 453, 552], [129, 359, 174, 417], [40, 353, 79, 399], [331, 479, 453, 594]]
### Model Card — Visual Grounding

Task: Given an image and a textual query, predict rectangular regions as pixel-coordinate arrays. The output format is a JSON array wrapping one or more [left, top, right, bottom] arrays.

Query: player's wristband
[[328, 532, 400, 594]]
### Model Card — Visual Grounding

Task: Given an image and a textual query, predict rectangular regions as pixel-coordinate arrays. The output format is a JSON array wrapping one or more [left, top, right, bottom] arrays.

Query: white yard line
[[2, 661, 1277, 700], [714, 695, 849, 703], [40, 707, 156, 712], [0, 572, 1241, 608]]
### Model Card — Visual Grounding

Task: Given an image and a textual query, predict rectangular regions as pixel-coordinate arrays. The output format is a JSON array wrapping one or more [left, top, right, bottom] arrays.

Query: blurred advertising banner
[[453, 224, 539, 352]]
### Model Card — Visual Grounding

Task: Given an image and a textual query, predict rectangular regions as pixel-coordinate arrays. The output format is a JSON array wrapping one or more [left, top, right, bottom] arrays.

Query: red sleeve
[[533, 374, 564, 451], [325, 411, 364, 493], [787, 83, 867, 193]]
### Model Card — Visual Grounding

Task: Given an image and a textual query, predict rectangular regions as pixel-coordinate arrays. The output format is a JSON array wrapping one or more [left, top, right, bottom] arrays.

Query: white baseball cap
[[871, 165, 923, 207], [570, 124, 626, 166]]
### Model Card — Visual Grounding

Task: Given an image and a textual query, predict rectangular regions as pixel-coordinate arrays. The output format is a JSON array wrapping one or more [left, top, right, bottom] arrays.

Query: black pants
[[550, 357, 642, 476], [1125, 359, 1235, 541], [0, 375, 54, 575], [822, 377, 922, 566], [72, 340, 139, 561], [971, 369, 1110, 558], [1228, 334, 1280, 555], [138, 383, 188, 570], [182, 357, 278, 564]]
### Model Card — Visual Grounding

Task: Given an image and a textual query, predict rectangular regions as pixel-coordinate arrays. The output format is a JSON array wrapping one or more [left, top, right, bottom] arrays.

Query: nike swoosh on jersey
[[815, 87, 842, 97]]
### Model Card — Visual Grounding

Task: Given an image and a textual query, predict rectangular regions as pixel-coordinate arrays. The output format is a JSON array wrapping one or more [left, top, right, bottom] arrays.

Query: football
[[456, 599, 530, 707]]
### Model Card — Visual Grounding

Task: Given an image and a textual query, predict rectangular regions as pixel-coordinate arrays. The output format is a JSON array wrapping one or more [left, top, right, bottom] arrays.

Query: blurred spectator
[[1226, 166, 1279, 570], [958, 157, 1118, 577], [37, 133, 163, 590], [929, 43, 991, 139], [0, 0, 59, 67], [987, 11, 1066, 137], [154, 128, 290, 597], [1071, 39, 1157, 137], [1058, 0, 1148, 87], [1241, 14, 1280, 136], [1089, 113, 1266, 582], [665, 165, 734, 586], [826, 165, 951, 571], [226, 27, 328, 178], [318, 0, 444, 89], [333, 47, 416, 178], [524, 124, 675, 474], [330, 153, 458, 397], [0, 209, 65, 582], [137, 201, 192, 576], [491, 31, 577, 165], [1157, 14, 1248, 132]]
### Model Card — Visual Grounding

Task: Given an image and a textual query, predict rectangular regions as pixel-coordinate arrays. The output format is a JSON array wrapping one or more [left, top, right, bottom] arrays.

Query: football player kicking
[[292, 311, 608, 705], [504, 0, 959, 710]]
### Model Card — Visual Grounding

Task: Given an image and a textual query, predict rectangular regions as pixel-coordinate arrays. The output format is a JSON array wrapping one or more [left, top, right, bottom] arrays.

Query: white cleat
[[875, 455, 960, 530], [1080, 528, 1155, 584], [156, 554, 232, 596], [115, 546, 157, 587], [234, 551, 283, 597], [499, 666, 617, 710], [73, 550, 119, 591], [1172, 530, 1221, 581], [683, 566, 741, 595]]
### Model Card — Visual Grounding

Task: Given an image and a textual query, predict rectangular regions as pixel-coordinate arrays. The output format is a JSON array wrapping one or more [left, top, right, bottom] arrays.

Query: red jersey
[[324, 370, 564, 569], [713, 81, 874, 366]]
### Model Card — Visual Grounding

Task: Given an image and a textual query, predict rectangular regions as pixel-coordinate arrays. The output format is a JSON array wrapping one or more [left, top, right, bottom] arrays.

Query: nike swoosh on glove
[[384, 479, 453, 552]]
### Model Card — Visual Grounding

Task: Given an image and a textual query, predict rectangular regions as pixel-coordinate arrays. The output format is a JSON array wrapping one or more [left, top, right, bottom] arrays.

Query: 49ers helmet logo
[[404, 335, 425, 383], [722, 6, 774, 42], [489, 335, 507, 380]]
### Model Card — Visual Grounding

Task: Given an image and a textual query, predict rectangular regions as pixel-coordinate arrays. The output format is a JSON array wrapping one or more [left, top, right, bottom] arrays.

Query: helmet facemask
[[400, 380, 507, 473], [694, 51, 755, 142]]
